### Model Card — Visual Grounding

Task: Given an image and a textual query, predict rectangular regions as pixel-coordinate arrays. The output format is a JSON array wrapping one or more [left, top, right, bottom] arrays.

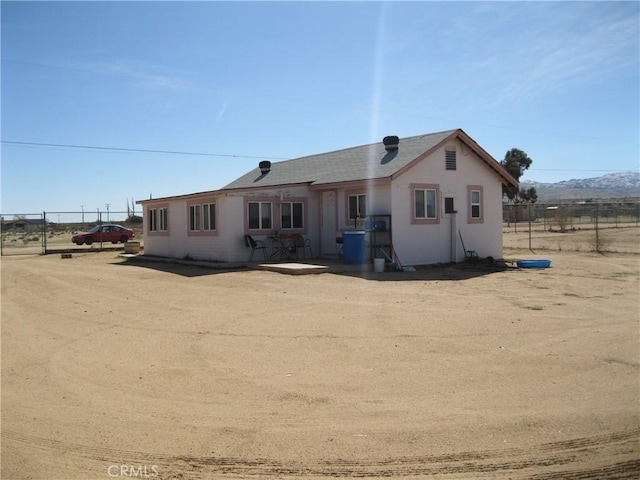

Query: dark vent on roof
[[383, 136, 399, 152], [259, 160, 271, 174]]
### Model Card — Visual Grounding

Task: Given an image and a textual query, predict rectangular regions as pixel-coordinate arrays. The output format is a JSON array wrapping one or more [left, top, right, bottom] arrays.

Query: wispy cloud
[[388, 2, 638, 112], [216, 101, 228, 121], [89, 60, 195, 91], [472, 3, 639, 108]]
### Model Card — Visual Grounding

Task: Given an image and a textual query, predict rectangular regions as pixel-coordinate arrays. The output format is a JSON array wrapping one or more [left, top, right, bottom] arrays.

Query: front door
[[321, 190, 337, 256]]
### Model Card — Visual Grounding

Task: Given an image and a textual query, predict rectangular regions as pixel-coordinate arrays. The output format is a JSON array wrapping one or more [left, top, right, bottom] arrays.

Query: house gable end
[[391, 129, 519, 188]]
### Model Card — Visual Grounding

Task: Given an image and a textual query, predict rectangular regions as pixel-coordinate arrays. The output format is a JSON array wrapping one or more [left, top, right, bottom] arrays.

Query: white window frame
[[280, 201, 304, 230], [411, 184, 440, 225], [202, 202, 216, 231], [187, 199, 217, 236], [189, 204, 201, 231], [149, 208, 158, 232], [467, 185, 483, 224], [347, 193, 366, 221], [159, 207, 168, 231], [247, 200, 273, 231], [147, 204, 169, 235]]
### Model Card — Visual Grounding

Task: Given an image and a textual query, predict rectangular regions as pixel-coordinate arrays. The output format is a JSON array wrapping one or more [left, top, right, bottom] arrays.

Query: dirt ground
[[1, 246, 639, 479]]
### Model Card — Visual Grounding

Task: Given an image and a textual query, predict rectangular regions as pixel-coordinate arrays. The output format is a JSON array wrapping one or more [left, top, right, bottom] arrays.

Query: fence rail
[[1, 210, 143, 256]]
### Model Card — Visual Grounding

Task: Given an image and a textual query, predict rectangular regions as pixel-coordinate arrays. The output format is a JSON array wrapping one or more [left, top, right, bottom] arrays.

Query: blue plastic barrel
[[343, 231, 366, 264]]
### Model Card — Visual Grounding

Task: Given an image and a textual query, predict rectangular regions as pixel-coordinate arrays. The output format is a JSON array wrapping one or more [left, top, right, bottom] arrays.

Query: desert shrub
[[125, 215, 143, 225]]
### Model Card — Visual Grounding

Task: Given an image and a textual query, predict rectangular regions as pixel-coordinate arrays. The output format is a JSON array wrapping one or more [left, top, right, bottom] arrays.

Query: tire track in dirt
[[3, 428, 639, 479]]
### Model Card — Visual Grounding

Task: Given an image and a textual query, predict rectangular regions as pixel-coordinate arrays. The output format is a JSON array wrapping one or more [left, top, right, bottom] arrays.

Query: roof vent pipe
[[259, 160, 271, 174], [383, 135, 399, 151]]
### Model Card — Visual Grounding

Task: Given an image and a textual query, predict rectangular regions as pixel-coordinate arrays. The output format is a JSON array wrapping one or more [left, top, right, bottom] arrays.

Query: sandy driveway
[[2, 251, 639, 479]]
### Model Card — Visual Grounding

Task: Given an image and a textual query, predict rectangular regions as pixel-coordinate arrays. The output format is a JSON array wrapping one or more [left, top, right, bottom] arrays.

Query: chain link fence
[[503, 200, 640, 254], [4, 201, 639, 256], [1, 210, 143, 255], [0, 213, 46, 255]]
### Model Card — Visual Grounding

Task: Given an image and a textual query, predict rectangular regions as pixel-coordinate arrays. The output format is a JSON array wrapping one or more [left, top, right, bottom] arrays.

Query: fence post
[[528, 203, 533, 251], [595, 203, 599, 252], [98, 209, 103, 249], [42, 212, 47, 254]]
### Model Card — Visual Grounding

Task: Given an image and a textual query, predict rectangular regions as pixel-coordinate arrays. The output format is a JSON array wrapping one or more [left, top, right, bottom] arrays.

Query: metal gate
[[0, 213, 46, 256]]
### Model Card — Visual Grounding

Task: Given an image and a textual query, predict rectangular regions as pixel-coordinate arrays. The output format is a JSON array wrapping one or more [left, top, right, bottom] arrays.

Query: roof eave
[[309, 177, 391, 191], [220, 181, 314, 194], [456, 130, 519, 188], [137, 189, 225, 205]]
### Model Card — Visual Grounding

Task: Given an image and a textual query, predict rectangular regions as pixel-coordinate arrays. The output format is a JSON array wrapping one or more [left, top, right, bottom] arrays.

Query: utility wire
[[526, 168, 637, 173], [2, 141, 635, 174], [1, 140, 288, 160]]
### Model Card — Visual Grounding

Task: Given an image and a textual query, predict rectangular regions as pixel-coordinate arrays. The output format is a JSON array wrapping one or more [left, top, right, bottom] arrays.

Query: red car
[[72, 224, 135, 246]]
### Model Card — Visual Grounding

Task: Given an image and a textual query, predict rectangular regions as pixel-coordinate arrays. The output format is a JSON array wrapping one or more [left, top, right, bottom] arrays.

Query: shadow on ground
[[117, 254, 516, 281], [337, 262, 516, 282], [116, 256, 251, 278]]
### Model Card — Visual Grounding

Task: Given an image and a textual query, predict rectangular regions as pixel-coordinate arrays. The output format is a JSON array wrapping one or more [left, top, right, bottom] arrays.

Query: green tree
[[501, 148, 537, 204]]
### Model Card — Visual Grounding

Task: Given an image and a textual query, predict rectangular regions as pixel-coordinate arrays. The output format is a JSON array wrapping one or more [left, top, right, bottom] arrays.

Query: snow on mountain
[[520, 171, 640, 201]]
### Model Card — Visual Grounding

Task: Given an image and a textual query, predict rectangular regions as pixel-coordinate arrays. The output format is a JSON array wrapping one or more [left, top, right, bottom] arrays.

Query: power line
[[529, 168, 638, 172], [1, 140, 288, 160], [3, 140, 636, 174]]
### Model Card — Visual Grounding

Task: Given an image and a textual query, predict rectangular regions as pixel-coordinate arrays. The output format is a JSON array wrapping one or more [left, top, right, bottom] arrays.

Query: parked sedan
[[72, 224, 135, 246]]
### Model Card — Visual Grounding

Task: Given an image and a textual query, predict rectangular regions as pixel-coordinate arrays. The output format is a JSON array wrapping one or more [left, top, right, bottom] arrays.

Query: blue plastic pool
[[516, 259, 552, 268]]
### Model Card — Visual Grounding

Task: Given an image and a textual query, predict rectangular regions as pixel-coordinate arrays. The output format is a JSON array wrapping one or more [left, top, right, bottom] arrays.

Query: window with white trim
[[280, 202, 303, 230], [202, 203, 216, 231], [415, 188, 437, 219], [411, 184, 440, 225], [467, 185, 483, 224], [188, 201, 216, 232], [348, 194, 366, 220], [159, 207, 168, 231], [189, 204, 201, 231], [149, 208, 158, 232], [471, 190, 481, 219], [248, 201, 272, 230], [148, 207, 168, 232]]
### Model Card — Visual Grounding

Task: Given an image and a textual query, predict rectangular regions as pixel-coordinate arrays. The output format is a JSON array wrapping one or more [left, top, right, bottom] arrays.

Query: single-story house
[[1, 217, 46, 232], [137, 129, 518, 266]]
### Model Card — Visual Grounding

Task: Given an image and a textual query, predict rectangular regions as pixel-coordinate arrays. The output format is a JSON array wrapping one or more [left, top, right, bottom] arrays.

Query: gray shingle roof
[[222, 129, 459, 190]]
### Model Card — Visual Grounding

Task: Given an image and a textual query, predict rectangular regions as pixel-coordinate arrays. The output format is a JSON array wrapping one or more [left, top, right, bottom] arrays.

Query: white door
[[321, 190, 337, 256]]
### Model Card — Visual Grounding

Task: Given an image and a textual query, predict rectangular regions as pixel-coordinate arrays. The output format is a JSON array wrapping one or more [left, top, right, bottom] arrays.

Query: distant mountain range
[[520, 171, 640, 201]]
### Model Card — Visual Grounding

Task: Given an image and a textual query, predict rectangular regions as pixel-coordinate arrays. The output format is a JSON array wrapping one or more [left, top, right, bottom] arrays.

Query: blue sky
[[2, 1, 639, 214]]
